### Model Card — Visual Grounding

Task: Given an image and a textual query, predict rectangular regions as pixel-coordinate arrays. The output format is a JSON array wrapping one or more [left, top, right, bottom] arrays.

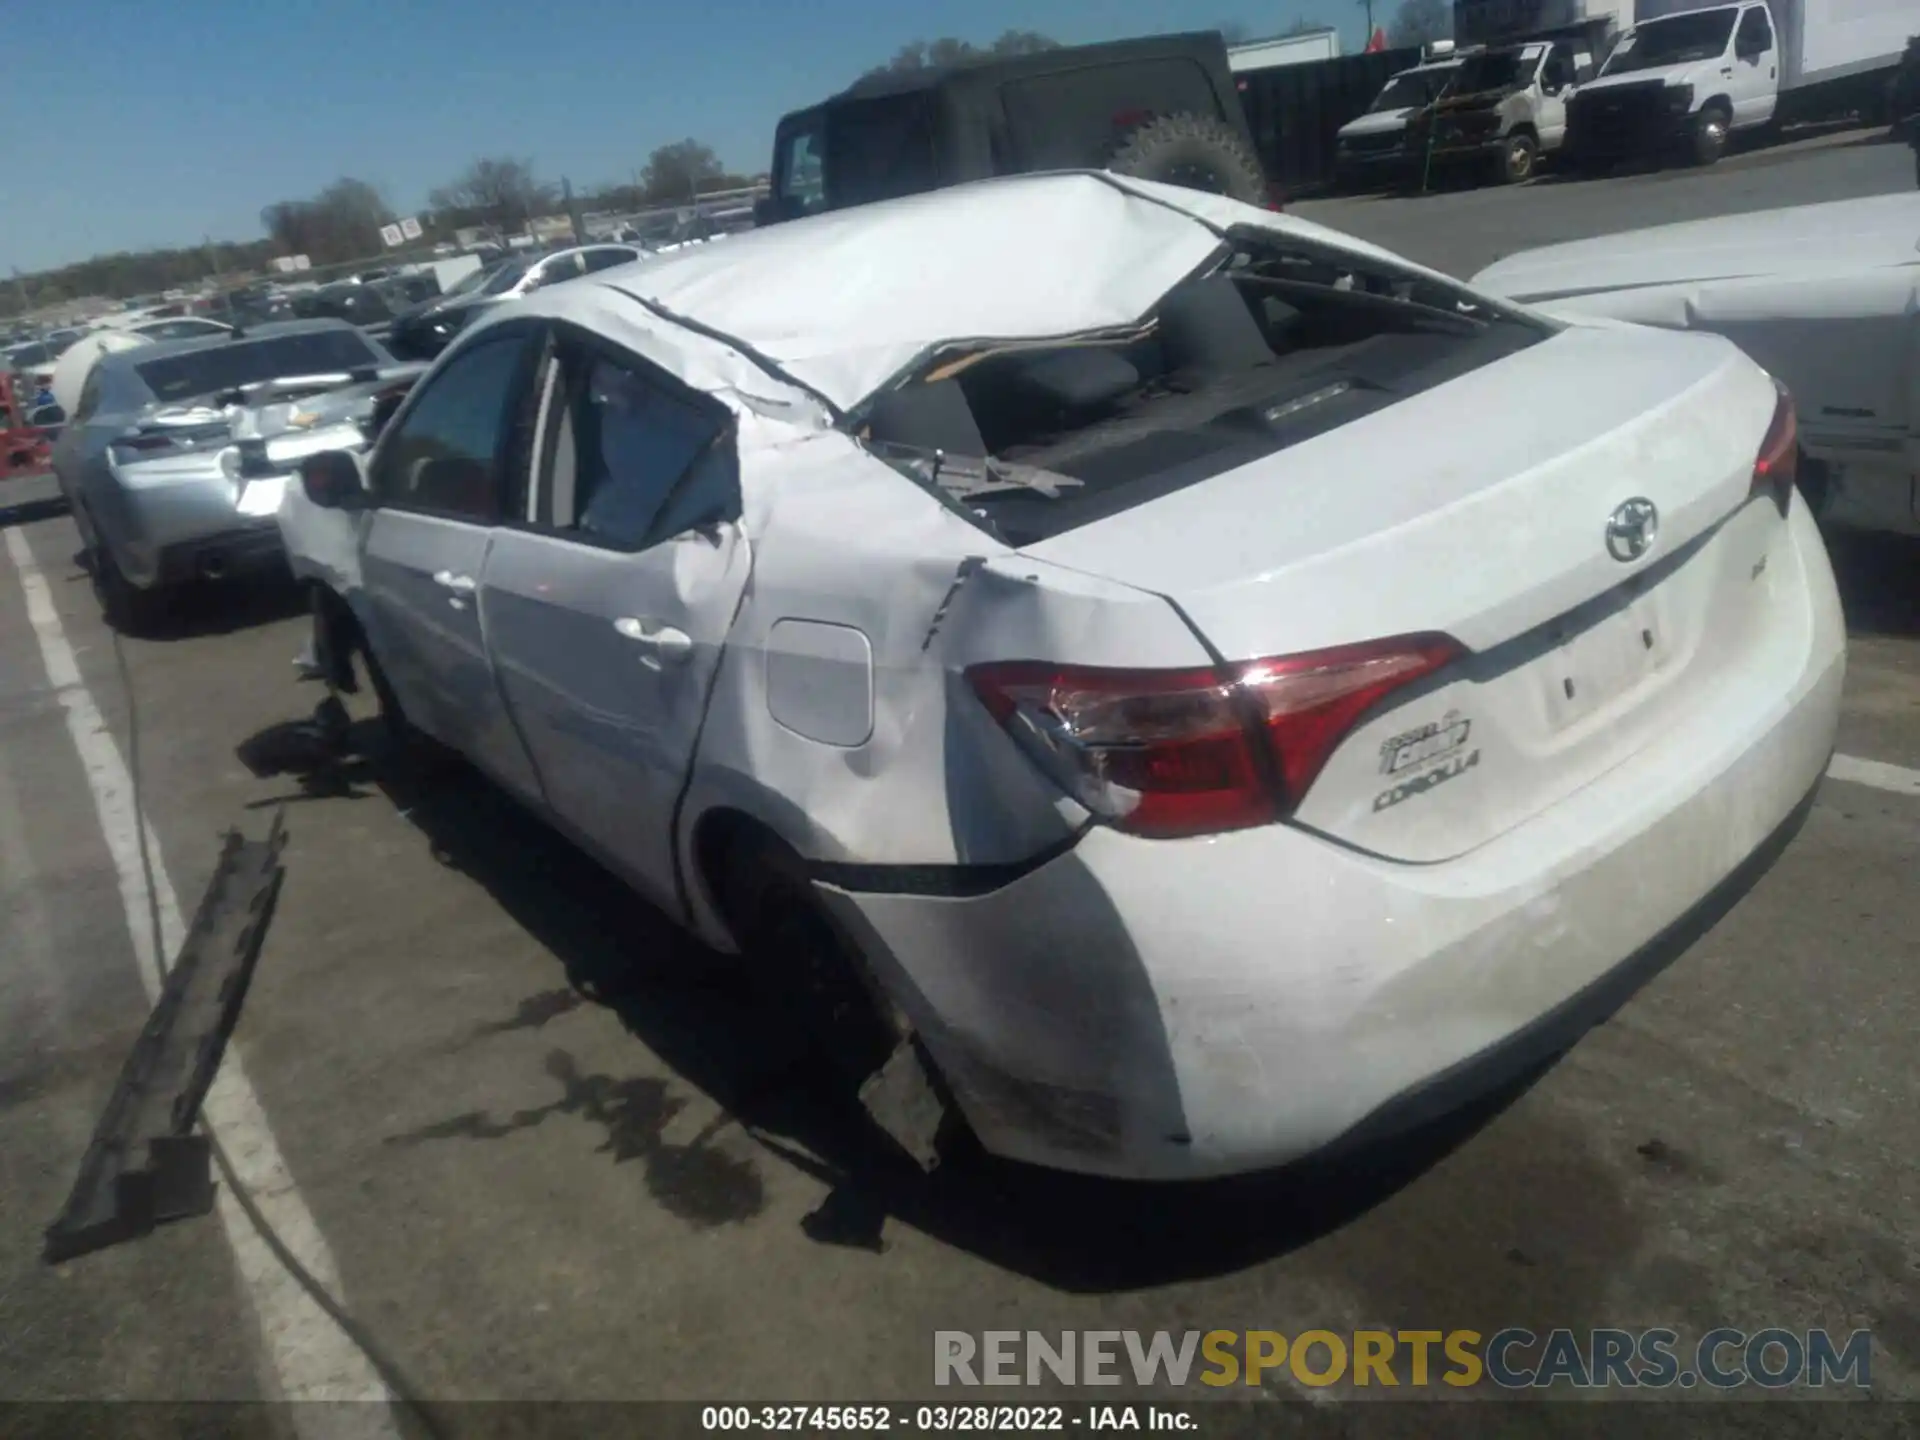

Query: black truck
[[754, 32, 1279, 226]]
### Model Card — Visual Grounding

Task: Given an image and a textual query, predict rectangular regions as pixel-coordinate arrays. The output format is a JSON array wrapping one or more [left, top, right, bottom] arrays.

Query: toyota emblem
[[1605, 498, 1659, 562]]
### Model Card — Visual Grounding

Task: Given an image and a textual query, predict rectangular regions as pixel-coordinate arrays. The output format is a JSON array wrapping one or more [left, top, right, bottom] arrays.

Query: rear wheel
[[86, 531, 165, 636], [313, 586, 456, 773], [718, 829, 900, 1089], [1690, 106, 1730, 166], [1106, 113, 1269, 206]]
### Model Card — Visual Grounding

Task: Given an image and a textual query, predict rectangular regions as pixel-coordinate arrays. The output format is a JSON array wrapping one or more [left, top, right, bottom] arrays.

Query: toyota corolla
[[286, 171, 1845, 1181]]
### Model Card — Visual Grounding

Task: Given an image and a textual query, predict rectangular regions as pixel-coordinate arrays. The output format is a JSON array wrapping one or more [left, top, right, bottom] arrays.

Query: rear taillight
[[1752, 380, 1797, 515], [1238, 636, 1462, 804], [968, 633, 1462, 840]]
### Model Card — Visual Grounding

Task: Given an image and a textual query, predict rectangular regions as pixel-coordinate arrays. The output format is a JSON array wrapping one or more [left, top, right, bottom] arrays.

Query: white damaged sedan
[[291, 171, 1843, 1180], [1473, 192, 1920, 539]]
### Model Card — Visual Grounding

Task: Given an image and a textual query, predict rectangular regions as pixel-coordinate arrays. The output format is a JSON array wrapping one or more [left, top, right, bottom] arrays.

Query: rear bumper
[[816, 500, 1846, 1180], [152, 522, 286, 587], [95, 468, 292, 589]]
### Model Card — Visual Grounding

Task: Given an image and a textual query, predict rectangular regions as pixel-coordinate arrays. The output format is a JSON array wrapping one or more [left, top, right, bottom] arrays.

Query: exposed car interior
[[860, 234, 1550, 544]]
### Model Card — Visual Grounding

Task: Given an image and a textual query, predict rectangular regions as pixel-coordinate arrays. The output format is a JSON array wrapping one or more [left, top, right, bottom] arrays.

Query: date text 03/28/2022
[[701, 1406, 1190, 1432]]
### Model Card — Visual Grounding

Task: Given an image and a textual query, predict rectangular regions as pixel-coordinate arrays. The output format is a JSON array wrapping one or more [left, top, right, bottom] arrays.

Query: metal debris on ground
[[43, 813, 289, 1263]]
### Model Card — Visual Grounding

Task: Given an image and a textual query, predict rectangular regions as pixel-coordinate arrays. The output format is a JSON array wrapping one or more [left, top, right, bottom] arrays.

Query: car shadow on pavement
[[0, 493, 69, 530], [236, 711, 1630, 1294], [1827, 530, 1920, 637], [68, 549, 308, 641]]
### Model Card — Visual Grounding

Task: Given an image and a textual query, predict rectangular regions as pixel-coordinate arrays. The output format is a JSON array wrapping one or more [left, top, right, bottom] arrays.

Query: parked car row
[[382, 242, 650, 361]]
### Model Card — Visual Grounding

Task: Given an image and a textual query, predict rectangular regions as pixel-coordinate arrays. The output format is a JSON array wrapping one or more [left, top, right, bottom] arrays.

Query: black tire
[[1690, 106, 1729, 167], [1106, 112, 1270, 206], [357, 630, 455, 772], [1498, 131, 1539, 184], [87, 534, 165, 636], [317, 590, 456, 773], [718, 829, 899, 1087]]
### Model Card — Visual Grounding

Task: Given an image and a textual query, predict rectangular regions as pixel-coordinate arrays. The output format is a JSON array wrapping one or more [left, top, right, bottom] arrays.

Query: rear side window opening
[[824, 93, 942, 208], [854, 229, 1552, 547]]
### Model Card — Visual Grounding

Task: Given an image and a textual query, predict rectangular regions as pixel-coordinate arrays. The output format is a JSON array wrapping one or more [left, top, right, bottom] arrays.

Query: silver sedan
[[50, 319, 408, 632]]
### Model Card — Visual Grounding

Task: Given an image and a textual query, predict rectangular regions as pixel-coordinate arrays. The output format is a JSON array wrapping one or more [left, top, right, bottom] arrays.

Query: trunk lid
[[1024, 321, 1787, 860]]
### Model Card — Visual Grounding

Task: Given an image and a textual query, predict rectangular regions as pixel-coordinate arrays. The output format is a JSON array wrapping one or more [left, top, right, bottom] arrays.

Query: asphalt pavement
[[1293, 123, 1912, 278], [2, 134, 1918, 1422]]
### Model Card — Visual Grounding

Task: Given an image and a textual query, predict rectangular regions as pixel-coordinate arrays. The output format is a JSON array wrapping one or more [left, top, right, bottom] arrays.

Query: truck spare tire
[[1107, 112, 1270, 206]]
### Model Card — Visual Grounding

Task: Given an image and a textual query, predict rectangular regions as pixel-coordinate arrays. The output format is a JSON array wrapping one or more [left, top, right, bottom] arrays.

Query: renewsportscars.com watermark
[[934, 1329, 1873, 1391]]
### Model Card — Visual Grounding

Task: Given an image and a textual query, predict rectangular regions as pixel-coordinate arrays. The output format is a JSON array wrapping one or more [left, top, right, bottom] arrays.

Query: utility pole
[[563, 176, 586, 244], [1359, 0, 1376, 43]]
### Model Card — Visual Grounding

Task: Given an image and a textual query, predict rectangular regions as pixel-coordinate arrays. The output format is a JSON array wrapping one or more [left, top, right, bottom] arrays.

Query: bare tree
[[639, 139, 726, 203], [986, 29, 1058, 57], [260, 177, 394, 265], [861, 29, 1059, 82], [1217, 19, 1251, 43], [1388, 0, 1452, 47], [428, 157, 554, 236]]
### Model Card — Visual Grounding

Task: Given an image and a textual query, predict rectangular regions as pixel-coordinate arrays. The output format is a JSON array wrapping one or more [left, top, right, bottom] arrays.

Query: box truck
[[1564, 0, 1911, 168]]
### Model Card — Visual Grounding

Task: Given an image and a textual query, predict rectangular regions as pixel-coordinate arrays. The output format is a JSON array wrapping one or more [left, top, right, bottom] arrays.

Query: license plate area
[[1541, 583, 1670, 733]]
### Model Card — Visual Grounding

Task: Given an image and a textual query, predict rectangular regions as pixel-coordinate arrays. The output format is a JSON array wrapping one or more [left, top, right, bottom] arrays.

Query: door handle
[[1720, 66, 1733, 76], [613, 617, 694, 666], [432, 570, 477, 592]]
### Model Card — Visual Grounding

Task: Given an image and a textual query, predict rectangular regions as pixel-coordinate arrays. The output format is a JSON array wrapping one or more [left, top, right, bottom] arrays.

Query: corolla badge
[[1605, 497, 1659, 562]]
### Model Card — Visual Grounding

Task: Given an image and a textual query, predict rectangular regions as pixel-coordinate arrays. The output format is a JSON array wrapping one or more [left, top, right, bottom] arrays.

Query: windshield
[[1604, 9, 1739, 74], [479, 260, 532, 296], [1371, 69, 1453, 111], [1455, 51, 1528, 93], [443, 264, 499, 298], [134, 329, 382, 403], [7, 343, 51, 369]]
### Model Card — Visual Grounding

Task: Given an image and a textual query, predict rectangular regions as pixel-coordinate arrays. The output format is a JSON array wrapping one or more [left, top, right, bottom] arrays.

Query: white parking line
[[1828, 753, 1920, 798], [2, 528, 400, 1428]]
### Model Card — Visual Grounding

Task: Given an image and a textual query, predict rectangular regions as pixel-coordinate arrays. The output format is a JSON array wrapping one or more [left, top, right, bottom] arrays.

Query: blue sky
[[2, 0, 1369, 275]]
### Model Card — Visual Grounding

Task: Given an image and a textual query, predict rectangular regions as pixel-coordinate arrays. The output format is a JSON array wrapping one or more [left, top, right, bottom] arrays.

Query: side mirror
[[299, 450, 369, 511]]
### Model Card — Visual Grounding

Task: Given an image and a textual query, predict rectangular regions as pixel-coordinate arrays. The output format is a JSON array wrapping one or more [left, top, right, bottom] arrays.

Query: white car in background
[[289, 171, 1843, 1181], [1473, 191, 1920, 538]]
